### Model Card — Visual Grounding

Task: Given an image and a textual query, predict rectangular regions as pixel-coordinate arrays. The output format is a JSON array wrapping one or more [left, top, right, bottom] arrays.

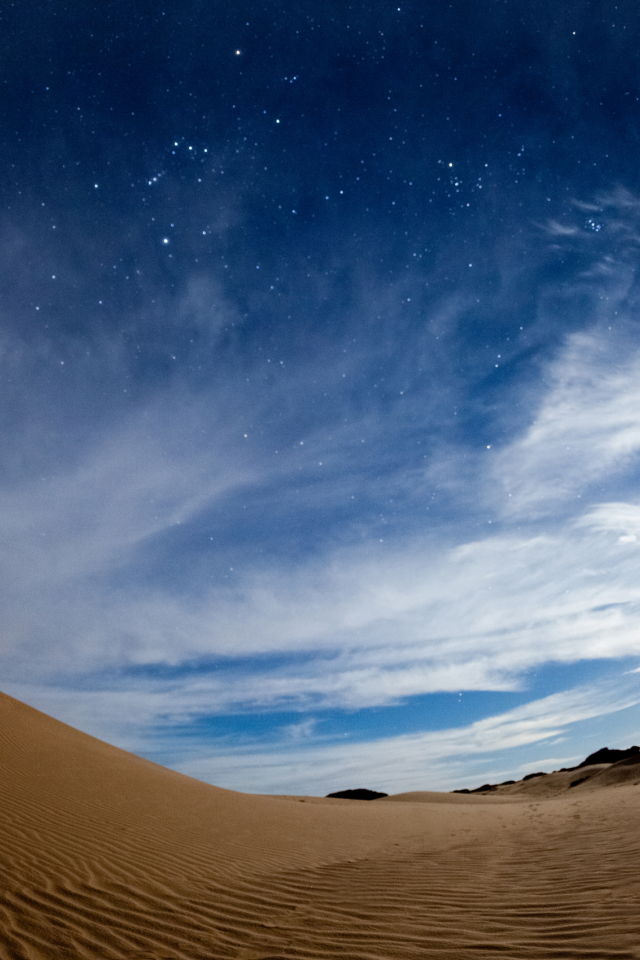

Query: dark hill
[[577, 746, 640, 768], [326, 788, 388, 800]]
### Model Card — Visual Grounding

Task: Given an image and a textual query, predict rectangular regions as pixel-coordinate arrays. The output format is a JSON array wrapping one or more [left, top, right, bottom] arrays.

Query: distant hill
[[326, 788, 389, 800], [577, 746, 640, 768], [453, 746, 640, 794]]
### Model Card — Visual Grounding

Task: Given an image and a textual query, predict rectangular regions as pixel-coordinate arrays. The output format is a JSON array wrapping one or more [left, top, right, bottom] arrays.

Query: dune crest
[[1, 691, 640, 959]]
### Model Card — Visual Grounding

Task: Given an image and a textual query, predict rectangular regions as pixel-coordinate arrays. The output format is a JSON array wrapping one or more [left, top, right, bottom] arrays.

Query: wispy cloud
[[4, 311, 640, 713], [4, 191, 640, 793], [6, 507, 640, 702], [172, 677, 640, 794], [494, 327, 640, 517], [545, 219, 579, 236]]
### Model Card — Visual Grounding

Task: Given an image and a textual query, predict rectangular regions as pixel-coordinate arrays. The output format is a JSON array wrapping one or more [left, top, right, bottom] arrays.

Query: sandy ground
[[1, 690, 640, 959]]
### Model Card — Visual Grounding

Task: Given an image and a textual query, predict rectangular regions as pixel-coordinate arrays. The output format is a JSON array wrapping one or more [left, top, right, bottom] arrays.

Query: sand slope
[[1, 691, 640, 959]]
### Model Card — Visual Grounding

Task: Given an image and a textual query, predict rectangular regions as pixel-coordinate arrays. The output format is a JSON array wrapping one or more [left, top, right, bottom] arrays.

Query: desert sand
[[1, 690, 640, 959]]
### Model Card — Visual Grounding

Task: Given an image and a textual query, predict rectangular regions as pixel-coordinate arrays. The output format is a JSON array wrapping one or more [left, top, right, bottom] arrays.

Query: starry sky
[[3, 0, 640, 795]]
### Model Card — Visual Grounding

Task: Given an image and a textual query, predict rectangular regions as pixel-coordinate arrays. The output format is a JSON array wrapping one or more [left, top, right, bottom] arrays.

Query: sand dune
[[1, 691, 640, 958]]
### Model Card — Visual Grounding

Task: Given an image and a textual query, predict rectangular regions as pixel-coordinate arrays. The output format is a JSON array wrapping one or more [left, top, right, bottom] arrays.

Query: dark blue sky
[[3, 1, 640, 794]]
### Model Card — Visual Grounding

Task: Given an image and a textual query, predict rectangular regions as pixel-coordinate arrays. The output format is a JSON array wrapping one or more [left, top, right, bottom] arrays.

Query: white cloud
[[545, 219, 579, 236], [4, 454, 640, 706], [4, 270, 640, 758], [281, 718, 318, 740], [580, 501, 640, 540], [173, 678, 640, 794], [492, 327, 640, 517]]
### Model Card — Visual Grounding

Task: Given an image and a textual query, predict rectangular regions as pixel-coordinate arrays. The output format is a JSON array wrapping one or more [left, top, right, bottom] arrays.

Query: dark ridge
[[577, 746, 640, 768], [522, 771, 547, 781], [325, 788, 388, 800], [569, 776, 590, 788], [499, 780, 516, 785]]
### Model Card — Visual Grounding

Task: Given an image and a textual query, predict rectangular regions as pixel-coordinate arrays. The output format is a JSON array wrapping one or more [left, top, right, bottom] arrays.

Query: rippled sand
[[1, 690, 640, 959]]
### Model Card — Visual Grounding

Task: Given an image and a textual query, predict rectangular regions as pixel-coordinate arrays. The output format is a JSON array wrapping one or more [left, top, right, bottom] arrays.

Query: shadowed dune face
[[2, 692, 640, 959]]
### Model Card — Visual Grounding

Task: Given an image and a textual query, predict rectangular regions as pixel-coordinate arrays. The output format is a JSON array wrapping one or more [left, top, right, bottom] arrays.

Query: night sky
[[3, 0, 640, 794]]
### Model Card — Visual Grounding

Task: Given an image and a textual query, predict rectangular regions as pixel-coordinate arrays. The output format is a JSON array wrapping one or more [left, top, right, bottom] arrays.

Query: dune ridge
[[1, 691, 640, 959]]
